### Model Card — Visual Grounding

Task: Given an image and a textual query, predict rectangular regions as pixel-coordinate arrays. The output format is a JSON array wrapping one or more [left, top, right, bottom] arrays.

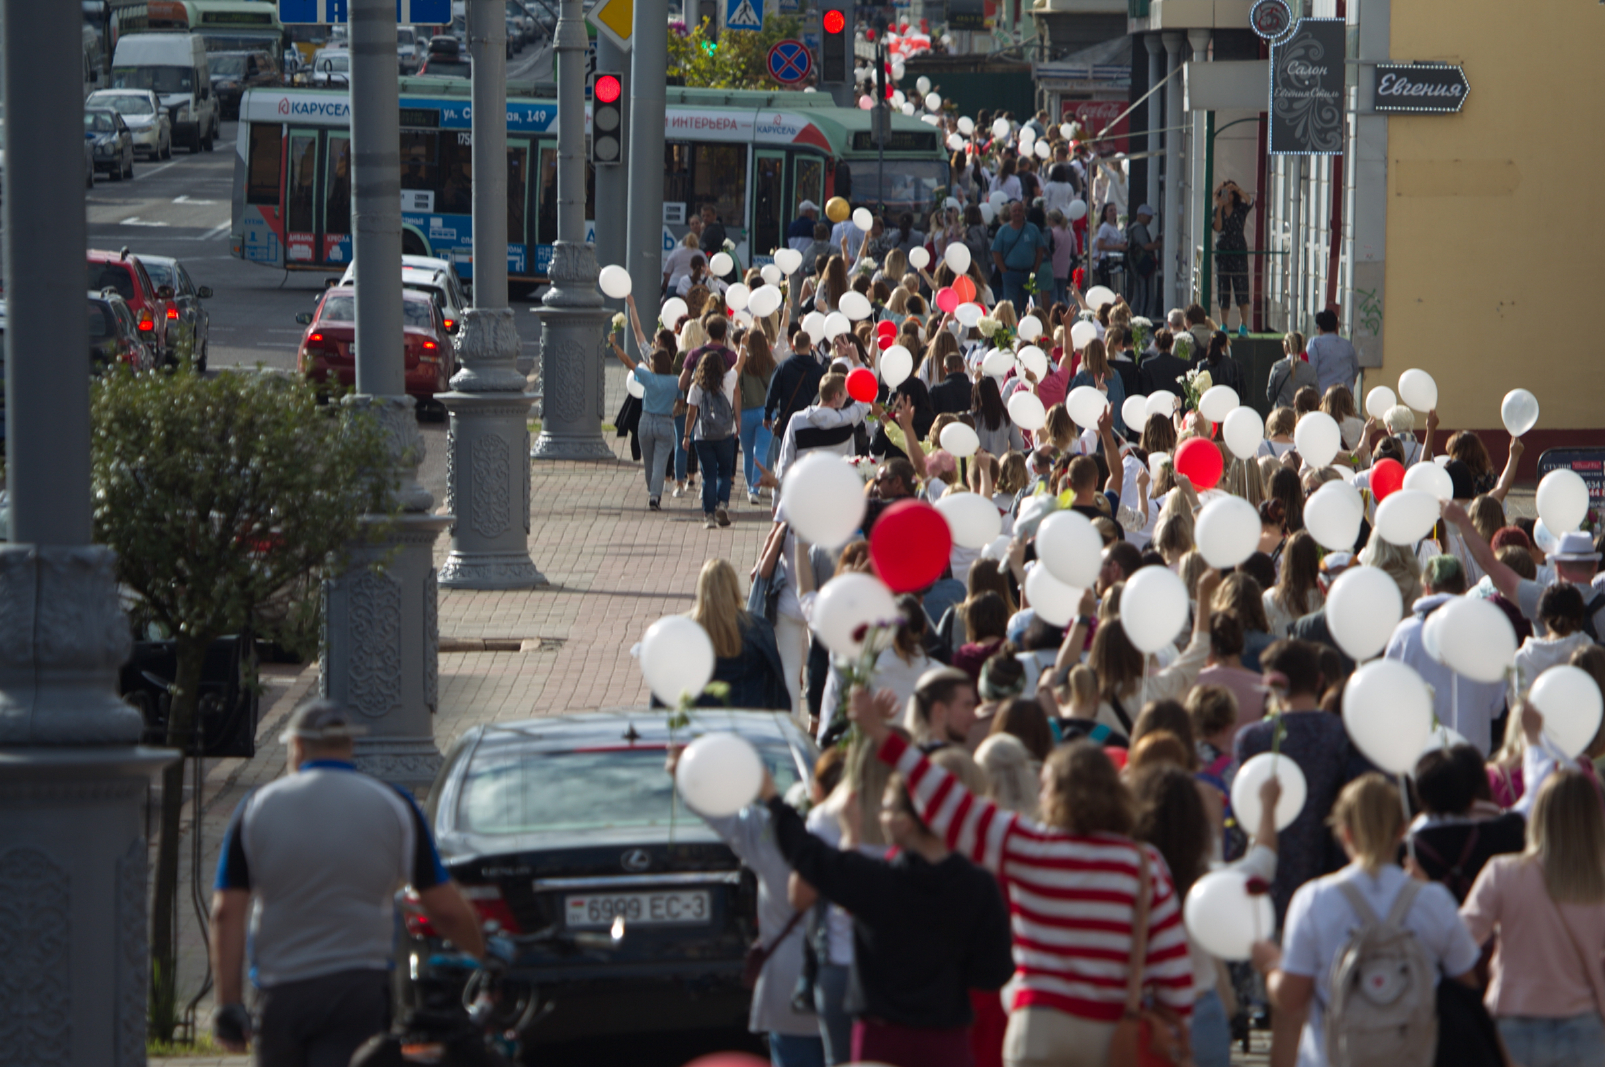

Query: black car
[[399, 710, 814, 1046], [418, 34, 471, 79], [85, 107, 134, 181], [88, 290, 156, 372], [137, 254, 212, 370], [209, 50, 281, 119]]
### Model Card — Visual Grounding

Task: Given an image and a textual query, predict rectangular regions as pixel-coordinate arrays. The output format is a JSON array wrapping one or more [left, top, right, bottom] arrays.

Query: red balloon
[[876, 335, 894, 350], [952, 275, 976, 303], [870, 500, 952, 593], [876, 319, 898, 337], [683, 1056, 768, 1067], [1175, 437, 1224, 491], [846, 367, 878, 404], [935, 287, 959, 314], [1370, 458, 1405, 502]]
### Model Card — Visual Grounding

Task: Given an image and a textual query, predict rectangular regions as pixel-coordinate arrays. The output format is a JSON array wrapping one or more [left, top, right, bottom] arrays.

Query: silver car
[[87, 88, 172, 160]]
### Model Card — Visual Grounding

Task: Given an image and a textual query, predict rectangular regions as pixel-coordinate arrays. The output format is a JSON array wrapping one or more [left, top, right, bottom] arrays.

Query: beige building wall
[[1384, 0, 1605, 430]]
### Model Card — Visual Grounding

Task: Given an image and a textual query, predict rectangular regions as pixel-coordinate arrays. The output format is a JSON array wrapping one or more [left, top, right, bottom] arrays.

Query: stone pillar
[[1348, 0, 1389, 374], [531, 0, 613, 461], [1161, 32, 1184, 316], [1187, 28, 1212, 310], [1145, 34, 1163, 232]]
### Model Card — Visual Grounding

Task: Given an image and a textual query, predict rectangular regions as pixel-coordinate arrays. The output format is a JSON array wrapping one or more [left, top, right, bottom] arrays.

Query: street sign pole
[[439, 0, 544, 588], [531, 0, 613, 460], [625, 0, 667, 327]]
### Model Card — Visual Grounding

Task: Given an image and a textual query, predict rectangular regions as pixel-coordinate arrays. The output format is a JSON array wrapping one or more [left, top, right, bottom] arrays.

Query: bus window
[[840, 158, 946, 219], [536, 143, 594, 246], [507, 144, 527, 244], [664, 143, 691, 214], [286, 132, 317, 233], [401, 130, 439, 208], [246, 123, 282, 205], [438, 133, 472, 215], [691, 143, 745, 238], [325, 135, 351, 235], [752, 153, 783, 258], [794, 157, 824, 221]]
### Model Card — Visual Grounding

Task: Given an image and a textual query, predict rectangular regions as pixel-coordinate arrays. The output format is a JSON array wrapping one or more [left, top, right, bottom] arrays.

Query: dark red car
[[296, 286, 454, 410], [88, 248, 175, 361]]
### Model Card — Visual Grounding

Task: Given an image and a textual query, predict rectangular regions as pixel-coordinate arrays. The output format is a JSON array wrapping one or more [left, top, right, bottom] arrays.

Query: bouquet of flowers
[[845, 455, 880, 484], [1131, 316, 1154, 354], [1178, 365, 1212, 413], [610, 312, 626, 334], [1172, 331, 1195, 363], [976, 315, 1015, 351], [833, 615, 903, 754]]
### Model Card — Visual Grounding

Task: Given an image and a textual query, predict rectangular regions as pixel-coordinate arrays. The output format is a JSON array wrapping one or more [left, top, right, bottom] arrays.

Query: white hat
[[1551, 531, 1602, 563], [798, 200, 819, 213]]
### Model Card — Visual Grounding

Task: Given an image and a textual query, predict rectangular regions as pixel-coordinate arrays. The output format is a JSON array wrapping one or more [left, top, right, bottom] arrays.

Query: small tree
[[91, 367, 395, 1040], [667, 16, 805, 90]]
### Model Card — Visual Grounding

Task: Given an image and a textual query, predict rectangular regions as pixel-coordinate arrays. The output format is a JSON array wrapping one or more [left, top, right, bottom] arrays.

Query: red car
[[88, 249, 175, 362], [296, 286, 454, 411]]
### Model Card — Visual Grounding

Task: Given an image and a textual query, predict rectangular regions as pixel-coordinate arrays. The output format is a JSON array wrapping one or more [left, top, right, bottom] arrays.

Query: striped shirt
[[882, 732, 1194, 1022]]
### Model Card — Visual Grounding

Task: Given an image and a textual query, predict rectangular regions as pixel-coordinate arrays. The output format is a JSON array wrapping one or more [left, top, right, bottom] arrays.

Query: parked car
[[88, 289, 157, 371], [308, 47, 350, 88], [418, 35, 471, 78], [208, 50, 281, 119], [86, 88, 171, 160], [136, 254, 212, 370], [295, 286, 454, 412], [85, 107, 134, 181], [336, 258, 467, 337], [396, 710, 814, 1046], [87, 248, 174, 361]]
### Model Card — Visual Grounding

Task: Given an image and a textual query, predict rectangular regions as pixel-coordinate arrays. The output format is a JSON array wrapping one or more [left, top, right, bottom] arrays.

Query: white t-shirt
[[1281, 863, 1480, 1067], [1095, 221, 1124, 264], [686, 368, 738, 440], [663, 245, 698, 287]]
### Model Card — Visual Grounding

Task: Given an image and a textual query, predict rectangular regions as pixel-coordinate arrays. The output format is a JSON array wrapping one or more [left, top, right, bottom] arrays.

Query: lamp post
[[625, 0, 668, 308]]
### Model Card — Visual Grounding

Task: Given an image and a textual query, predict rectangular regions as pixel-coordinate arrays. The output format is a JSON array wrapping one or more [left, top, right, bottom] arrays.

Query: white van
[[110, 33, 219, 153]]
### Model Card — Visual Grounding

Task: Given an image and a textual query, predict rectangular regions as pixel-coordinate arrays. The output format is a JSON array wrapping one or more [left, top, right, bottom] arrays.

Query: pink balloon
[[935, 287, 959, 314]]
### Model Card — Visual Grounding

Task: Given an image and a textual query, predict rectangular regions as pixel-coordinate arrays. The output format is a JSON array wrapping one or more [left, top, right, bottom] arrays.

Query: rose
[[977, 316, 999, 338], [610, 312, 625, 333]]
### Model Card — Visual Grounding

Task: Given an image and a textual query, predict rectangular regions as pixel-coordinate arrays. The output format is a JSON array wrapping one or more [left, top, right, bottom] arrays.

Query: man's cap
[[1135, 204, 1155, 218], [1422, 554, 1464, 590], [279, 698, 367, 744], [798, 199, 818, 213], [1551, 531, 1602, 563]]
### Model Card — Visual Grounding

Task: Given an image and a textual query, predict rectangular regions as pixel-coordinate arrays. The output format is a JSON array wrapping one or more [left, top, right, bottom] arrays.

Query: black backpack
[[697, 383, 735, 440], [1127, 223, 1156, 277]]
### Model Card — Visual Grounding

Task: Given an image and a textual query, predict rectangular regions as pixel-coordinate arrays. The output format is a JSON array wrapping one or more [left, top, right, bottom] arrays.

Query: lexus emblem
[[620, 849, 651, 873]]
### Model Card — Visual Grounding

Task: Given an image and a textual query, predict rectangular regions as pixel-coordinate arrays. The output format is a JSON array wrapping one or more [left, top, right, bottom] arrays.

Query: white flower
[[610, 313, 626, 332], [1131, 316, 1153, 329], [977, 316, 999, 338]]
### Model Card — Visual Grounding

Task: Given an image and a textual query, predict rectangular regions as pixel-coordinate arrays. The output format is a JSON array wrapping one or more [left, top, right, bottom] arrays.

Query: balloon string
[[1397, 772, 1416, 869]]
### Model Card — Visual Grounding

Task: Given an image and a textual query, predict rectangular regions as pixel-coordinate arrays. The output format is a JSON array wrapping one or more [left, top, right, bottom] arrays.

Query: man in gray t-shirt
[[1445, 507, 1605, 639], [210, 700, 482, 1066]]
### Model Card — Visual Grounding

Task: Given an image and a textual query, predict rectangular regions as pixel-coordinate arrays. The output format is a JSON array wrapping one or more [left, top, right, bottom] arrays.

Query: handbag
[[743, 909, 806, 991], [1108, 847, 1192, 1067], [746, 569, 782, 624]]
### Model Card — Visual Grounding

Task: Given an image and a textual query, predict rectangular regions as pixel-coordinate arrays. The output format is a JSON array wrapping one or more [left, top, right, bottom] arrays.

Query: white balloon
[[1067, 199, 1088, 221], [958, 116, 975, 135], [916, 75, 931, 94], [1291, 411, 1342, 469], [625, 370, 645, 399], [1198, 385, 1240, 424], [1501, 388, 1540, 437], [1121, 395, 1149, 435], [852, 207, 874, 232], [940, 422, 980, 458], [724, 281, 751, 311], [981, 349, 1014, 378], [1069, 320, 1098, 350], [661, 297, 689, 325], [1195, 496, 1262, 568], [904, 103, 919, 117], [747, 284, 783, 318], [1026, 564, 1081, 626], [638, 616, 714, 705], [1326, 565, 1404, 661], [1034, 140, 1051, 160], [937, 492, 1003, 549], [1017, 345, 1049, 380], [908, 246, 930, 270], [1434, 597, 1517, 685], [1304, 480, 1364, 551], [839, 291, 874, 321], [891, 62, 904, 81], [812, 572, 899, 657], [800, 311, 827, 346], [598, 264, 632, 299], [732, 309, 754, 328], [780, 453, 866, 547], [1017, 316, 1043, 341], [1018, 125, 1035, 144], [1537, 468, 1589, 533], [1529, 665, 1605, 759], [880, 345, 913, 387], [1398, 368, 1438, 411], [991, 117, 1011, 138], [1364, 385, 1397, 420], [1146, 391, 1179, 421], [944, 242, 971, 274], [1185, 870, 1275, 961], [1009, 391, 1047, 432], [1374, 489, 1440, 546], [979, 202, 996, 225], [1434, 454, 1451, 467], [1066, 385, 1109, 430], [1231, 753, 1309, 833], [1085, 285, 1117, 310], [988, 189, 1010, 211], [823, 312, 852, 339], [954, 302, 983, 328], [1344, 659, 1434, 774], [773, 247, 803, 274], [925, 91, 942, 111], [1421, 602, 1447, 663], [760, 263, 782, 286], [1534, 518, 1560, 555], [947, 132, 966, 152], [675, 732, 763, 817], [1403, 461, 1454, 502], [708, 251, 733, 276], [1060, 122, 1075, 139], [1036, 511, 1103, 589], [891, 90, 906, 108], [1122, 566, 1190, 654], [1222, 407, 1265, 460]]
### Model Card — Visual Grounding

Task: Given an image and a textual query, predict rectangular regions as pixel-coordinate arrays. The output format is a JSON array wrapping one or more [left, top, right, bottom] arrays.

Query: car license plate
[[564, 890, 710, 927]]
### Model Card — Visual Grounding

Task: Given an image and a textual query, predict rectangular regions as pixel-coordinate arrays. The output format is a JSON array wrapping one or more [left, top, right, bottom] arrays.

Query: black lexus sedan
[[399, 710, 815, 1046]]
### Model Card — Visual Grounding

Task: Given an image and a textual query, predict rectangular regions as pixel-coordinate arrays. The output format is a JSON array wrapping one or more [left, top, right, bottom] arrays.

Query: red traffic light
[[823, 9, 845, 34], [594, 74, 622, 104]]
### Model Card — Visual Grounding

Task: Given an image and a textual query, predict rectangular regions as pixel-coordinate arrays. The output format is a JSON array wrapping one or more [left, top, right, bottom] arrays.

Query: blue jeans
[[1053, 277, 1070, 306], [694, 436, 737, 515], [1001, 268, 1030, 309], [814, 961, 853, 1066], [1498, 1013, 1605, 1067], [638, 412, 674, 501], [769, 1031, 826, 1067], [740, 406, 772, 491], [1189, 989, 1231, 1067]]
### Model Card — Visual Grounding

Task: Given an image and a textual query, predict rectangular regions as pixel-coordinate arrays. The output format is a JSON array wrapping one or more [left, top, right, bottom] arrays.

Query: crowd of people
[[630, 177, 1605, 1067]]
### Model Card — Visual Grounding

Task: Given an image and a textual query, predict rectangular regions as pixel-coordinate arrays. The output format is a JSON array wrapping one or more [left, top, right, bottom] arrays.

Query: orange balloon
[[952, 275, 976, 303]]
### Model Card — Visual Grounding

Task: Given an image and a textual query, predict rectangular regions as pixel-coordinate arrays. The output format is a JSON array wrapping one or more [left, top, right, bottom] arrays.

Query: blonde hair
[[1065, 664, 1099, 717], [1256, 456, 1281, 496], [1042, 404, 1078, 452], [691, 558, 745, 658], [1266, 407, 1296, 438], [993, 301, 1017, 329], [975, 733, 1040, 817], [1358, 532, 1422, 606], [1178, 550, 1212, 600], [1223, 457, 1265, 506], [1384, 405, 1416, 434], [931, 746, 992, 800], [1330, 773, 1405, 875], [677, 318, 708, 353], [1153, 510, 1194, 566], [1468, 494, 1505, 541], [1282, 331, 1305, 356], [1526, 771, 1605, 904], [883, 248, 908, 281]]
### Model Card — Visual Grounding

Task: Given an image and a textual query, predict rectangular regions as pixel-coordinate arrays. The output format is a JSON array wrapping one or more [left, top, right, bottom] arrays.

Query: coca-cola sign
[[1372, 63, 1470, 114], [1062, 99, 1129, 155], [1269, 18, 1345, 155]]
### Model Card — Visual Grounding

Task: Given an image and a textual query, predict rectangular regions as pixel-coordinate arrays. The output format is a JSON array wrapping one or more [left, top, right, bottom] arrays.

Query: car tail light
[[166, 307, 178, 320], [138, 310, 154, 332], [422, 340, 437, 350], [460, 884, 522, 933], [442, 318, 455, 331]]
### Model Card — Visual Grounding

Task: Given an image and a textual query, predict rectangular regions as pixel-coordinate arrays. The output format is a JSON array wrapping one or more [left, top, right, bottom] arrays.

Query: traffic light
[[820, 1, 851, 88], [590, 72, 623, 167]]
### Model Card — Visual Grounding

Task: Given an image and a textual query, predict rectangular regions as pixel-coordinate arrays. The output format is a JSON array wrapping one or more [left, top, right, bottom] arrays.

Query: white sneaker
[[672, 484, 685, 498], [747, 491, 761, 506]]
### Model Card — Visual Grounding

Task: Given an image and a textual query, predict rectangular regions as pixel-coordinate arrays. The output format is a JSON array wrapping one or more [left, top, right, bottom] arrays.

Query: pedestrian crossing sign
[[725, 0, 763, 32]]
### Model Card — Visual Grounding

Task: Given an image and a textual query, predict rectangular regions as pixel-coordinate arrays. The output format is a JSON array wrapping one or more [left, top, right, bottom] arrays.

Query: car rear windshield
[[211, 55, 247, 76], [90, 263, 135, 300], [319, 294, 355, 322], [143, 260, 174, 288], [87, 303, 117, 340], [457, 743, 802, 835], [425, 60, 470, 77], [85, 111, 118, 133], [403, 297, 435, 328], [100, 94, 154, 115]]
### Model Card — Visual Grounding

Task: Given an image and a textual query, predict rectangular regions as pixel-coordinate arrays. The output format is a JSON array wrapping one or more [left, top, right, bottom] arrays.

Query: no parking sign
[[767, 39, 812, 85]]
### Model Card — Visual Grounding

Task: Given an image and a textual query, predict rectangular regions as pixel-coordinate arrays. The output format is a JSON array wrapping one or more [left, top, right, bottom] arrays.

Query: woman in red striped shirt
[[849, 688, 1195, 1067]]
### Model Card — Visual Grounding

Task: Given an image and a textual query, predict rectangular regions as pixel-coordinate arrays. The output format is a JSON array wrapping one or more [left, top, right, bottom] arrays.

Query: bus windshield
[[209, 54, 247, 76], [112, 66, 195, 94], [841, 159, 947, 216]]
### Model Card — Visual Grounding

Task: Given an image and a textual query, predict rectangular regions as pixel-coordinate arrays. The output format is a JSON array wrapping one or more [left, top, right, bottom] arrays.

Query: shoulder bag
[[1108, 847, 1192, 1067], [743, 909, 807, 991]]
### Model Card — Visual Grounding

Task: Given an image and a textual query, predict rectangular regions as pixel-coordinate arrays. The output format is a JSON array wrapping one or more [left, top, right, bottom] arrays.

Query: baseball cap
[[1135, 204, 1155, 217], [798, 199, 819, 213], [1550, 531, 1602, 563], [279, 698, 367, 744]]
